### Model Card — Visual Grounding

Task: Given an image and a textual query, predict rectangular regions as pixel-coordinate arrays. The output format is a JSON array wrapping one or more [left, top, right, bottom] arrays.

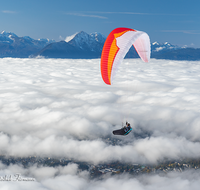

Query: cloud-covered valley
[[0, 162, 200, 190], [0, 58, 200, 189], [0, 58, 200, 164]]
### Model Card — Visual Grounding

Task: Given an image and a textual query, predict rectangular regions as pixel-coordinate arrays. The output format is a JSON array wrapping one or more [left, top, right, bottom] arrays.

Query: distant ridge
[[34, 31, 106, 59], [1, 30, 200, 60], [0, 31, 55, 58]]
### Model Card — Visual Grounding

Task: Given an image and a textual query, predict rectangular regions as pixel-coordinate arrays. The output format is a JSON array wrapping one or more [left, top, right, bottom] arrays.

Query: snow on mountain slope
[[0, 31, 55, 45], [0, 31, 55, 57], [151, 41, 180, 52], [67, 31, 106, 51], [1, 30, 200, 60]]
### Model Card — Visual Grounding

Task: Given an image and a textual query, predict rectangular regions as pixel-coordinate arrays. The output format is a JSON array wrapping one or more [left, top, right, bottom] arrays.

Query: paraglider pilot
[[112, 121, 132, 136], [124, 122, 131, 133]]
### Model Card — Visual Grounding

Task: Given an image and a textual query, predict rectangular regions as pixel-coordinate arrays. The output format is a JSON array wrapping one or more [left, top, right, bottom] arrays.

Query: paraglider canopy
[[101, 27, 151, 85]]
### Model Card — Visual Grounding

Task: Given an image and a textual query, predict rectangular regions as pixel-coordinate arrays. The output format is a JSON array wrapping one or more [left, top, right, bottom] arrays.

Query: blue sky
[[1, 0, 200, 47]]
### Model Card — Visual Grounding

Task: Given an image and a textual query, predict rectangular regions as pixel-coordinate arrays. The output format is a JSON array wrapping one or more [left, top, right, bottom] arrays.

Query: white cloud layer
[[0, 58, 200, 165], [0, 162, 200, 190]]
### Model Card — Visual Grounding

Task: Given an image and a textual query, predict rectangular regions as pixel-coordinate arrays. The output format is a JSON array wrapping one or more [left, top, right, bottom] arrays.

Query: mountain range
[[0, 31, 55, 58], [1, 30, 200, 60]]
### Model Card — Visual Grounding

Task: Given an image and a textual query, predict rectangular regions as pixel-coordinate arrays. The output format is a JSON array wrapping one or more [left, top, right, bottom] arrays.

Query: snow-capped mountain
[[37, 31, 195, 60], [0, 31, 55, 58], [67, 31, 106, 52], [1, 30, 200, 60], [35, 31, 106, 58], [151, 42, 180, 52], [150, 41, 200, 60]]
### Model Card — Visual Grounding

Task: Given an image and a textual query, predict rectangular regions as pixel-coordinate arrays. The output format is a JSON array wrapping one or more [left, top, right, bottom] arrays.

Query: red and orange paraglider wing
[[100, 27, 150, 85], [101, 28, 134, 85]]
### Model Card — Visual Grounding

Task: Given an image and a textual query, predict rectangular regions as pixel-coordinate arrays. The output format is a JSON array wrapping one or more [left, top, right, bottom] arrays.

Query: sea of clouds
[[0, 162, 200, 190], [0, 57, 200, 189]]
